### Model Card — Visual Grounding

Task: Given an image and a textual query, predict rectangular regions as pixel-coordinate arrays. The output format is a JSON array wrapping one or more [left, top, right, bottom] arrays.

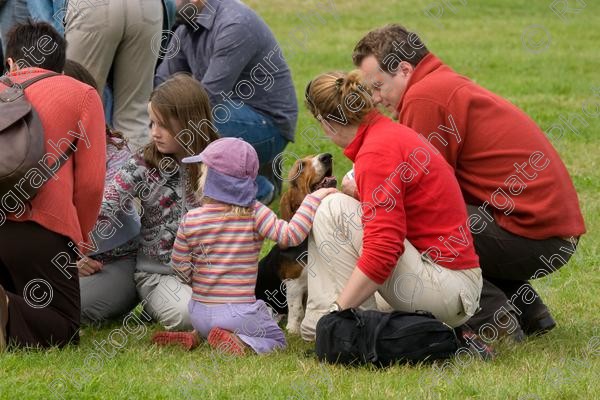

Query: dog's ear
[[280, 239, 308, 264], [299, 175, 312, 198], [279, 189, 295, 221]]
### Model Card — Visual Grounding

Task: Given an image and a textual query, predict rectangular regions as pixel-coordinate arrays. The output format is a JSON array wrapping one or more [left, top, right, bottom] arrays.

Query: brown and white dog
[[255, 153, 336, 334]]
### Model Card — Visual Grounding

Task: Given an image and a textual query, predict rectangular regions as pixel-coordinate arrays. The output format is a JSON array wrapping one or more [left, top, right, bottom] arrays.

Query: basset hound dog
[[255, 153, 337, 334]]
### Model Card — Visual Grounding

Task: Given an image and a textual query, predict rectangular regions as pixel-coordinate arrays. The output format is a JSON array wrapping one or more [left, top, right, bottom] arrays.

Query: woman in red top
[[299, 70, 482, 341]]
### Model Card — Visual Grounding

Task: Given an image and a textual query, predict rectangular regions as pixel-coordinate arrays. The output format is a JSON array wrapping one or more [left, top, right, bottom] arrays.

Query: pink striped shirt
[[171, 195, 322, 303]]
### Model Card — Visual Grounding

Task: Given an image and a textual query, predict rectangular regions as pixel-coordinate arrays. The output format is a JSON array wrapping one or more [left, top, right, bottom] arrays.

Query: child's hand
[[78, 257, 103, 277], [312, 187, 338, 199]]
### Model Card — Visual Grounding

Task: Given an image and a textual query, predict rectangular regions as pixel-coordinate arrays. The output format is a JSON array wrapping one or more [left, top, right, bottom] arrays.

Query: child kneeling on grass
[[152, 138, 337, 355]]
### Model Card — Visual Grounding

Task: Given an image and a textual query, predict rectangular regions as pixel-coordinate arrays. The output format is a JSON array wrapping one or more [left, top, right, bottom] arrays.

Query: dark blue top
[[155, 0, 298, 141]]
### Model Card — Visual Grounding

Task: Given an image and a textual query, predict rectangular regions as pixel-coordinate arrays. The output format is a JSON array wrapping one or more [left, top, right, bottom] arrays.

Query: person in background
[[0, 0, 29, 54], [65, 0, 174, 149], [155, 0, 298, 205], [12, 0, 176, 129]]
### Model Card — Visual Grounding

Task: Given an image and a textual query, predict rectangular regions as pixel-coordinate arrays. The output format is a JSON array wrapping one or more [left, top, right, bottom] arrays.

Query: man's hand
[[311, 187, 338, 200], [77, 257, 103, 277]]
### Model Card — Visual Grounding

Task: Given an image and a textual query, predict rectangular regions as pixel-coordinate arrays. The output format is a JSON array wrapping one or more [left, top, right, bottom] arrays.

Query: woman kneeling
[[300, 71, 483, 341]]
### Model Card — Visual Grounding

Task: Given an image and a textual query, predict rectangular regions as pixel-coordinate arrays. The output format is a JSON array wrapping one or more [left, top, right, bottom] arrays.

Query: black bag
[[315, 308, 460, 367]]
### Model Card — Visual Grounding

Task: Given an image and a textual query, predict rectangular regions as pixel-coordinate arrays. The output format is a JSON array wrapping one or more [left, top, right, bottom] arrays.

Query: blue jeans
[[0, 0, 30, 53], [213, 104, 289, 202], [27, 0, 66, 35]]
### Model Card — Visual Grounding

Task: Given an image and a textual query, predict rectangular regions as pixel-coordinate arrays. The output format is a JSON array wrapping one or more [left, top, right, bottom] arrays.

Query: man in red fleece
[[0, 21, 105, 350], [351, 24, 585, 340]]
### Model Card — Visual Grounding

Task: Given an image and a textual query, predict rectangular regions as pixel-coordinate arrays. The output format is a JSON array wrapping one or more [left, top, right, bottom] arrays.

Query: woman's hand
[[77, 257, 103, 277]]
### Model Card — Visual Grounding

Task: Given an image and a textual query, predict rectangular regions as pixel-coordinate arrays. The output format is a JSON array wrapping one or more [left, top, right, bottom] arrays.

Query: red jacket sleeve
[[73, 88, 106, 246], [355, 151, 407, 284]]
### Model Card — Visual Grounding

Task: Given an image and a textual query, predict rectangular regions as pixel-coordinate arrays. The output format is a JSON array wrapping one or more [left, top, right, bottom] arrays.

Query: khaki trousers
[[65, 0, 163, 149], [300, 194, 483, 341]]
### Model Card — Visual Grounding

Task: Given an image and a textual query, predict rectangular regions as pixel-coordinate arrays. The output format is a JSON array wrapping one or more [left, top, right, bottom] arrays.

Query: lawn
[[1, 0, 599, 399]]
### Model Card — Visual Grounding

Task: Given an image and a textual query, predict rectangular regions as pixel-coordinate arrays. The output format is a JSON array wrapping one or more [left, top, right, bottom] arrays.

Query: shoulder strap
[[49, 137, 80, 176], [20, 72, 60, 90], [0, 71, 59, 89], [0, 75, 13, 87], [0, 72, 59, 102], [367, 312, 393, 363]]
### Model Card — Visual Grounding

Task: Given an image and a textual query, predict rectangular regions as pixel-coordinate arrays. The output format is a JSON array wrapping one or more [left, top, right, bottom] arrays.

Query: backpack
[[315, 308, 460, 367], [0, 72, 78, 202]]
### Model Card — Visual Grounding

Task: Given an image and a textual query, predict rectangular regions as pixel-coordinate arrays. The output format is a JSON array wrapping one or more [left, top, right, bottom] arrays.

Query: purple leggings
[[188, 299, 286, 354]]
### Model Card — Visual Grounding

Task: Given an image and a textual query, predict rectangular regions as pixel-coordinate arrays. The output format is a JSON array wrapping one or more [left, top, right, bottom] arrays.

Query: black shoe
[[521, 310, 556, 336], [466, 309, 525, 343], [495, 310, 526, 343], [492, 280, 555, 337], [0, 285, 8, 352]]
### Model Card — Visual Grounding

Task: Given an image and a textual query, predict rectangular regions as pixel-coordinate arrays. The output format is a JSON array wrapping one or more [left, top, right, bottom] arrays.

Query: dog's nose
[[319, 153, 332, 163]]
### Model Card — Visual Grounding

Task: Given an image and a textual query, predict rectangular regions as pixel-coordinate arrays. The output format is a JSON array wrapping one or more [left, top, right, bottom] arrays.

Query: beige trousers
[[301, 194, 483, 341], [65, 0, 163, 149]]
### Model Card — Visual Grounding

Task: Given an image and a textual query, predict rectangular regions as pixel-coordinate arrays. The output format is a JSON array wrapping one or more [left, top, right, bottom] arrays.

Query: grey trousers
[[80, 255, 193, 331], [65, 0, 163, 149], [80, 257, 138, 325]]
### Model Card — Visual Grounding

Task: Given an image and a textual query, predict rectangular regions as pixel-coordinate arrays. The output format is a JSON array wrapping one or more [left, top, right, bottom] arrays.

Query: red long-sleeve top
[[398, 53, 585, 239], [5, 68, 106, 248], [345, 111, 479, 284]]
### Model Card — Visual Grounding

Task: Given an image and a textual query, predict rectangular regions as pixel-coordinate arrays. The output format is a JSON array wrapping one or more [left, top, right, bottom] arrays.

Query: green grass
[[2, 0, 600, 398]]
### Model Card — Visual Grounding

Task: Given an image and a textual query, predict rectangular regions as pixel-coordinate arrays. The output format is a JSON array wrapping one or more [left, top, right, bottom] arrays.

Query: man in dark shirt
[[156, 0, 298, 204]]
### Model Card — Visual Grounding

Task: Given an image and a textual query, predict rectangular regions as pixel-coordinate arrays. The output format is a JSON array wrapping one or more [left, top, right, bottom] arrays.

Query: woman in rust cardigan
[[0, 21, 105, 350]]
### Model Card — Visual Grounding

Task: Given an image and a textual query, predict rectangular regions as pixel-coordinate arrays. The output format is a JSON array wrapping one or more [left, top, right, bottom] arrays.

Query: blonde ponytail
[[305, 70, 374, 126]]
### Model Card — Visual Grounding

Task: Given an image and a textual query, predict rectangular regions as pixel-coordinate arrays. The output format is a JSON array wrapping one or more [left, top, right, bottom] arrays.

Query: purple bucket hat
[[182, 137, 258, 207]]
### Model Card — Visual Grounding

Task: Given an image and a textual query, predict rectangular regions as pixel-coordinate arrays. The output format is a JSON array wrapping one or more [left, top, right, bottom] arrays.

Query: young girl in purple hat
[[152, 137, 337, 355]]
